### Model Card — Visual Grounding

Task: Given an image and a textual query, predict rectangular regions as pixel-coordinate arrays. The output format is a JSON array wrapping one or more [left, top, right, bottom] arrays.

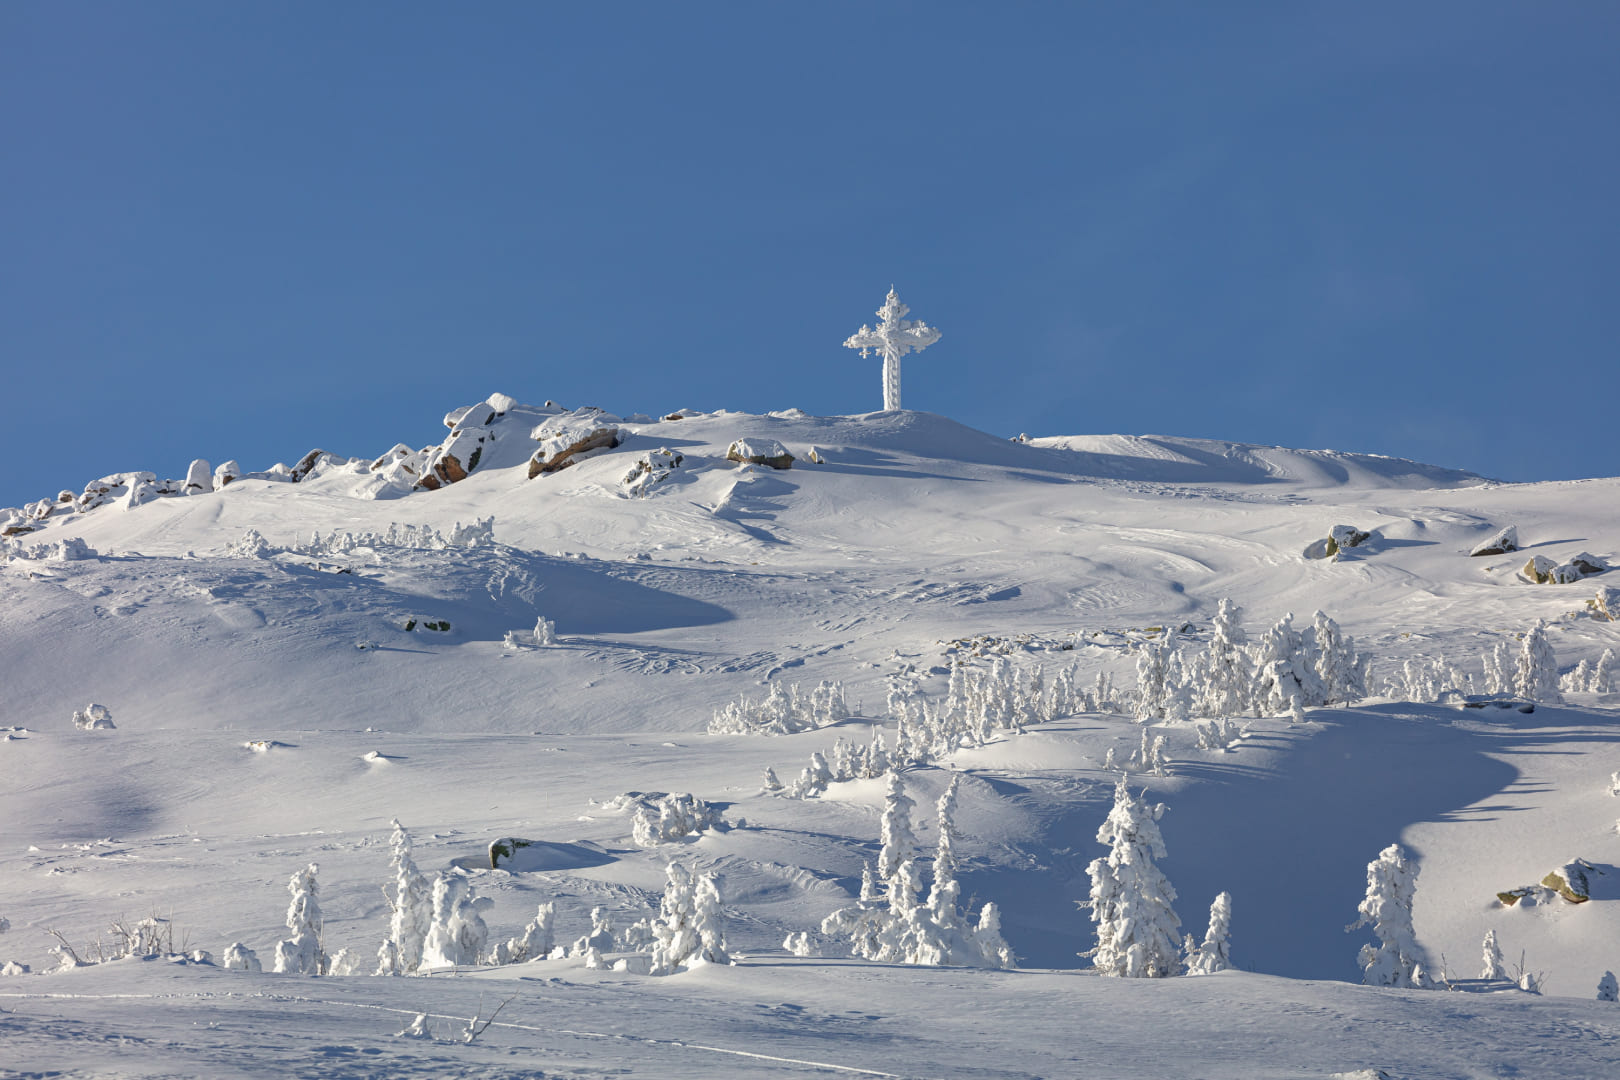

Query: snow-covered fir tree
[[377, 818, 432, 975], [1134, 630, 1176, 722], [1310, 611, 1365, 705], [1187, 891, 1233, 975], [648, 861, 729, 974], [877, 772, 918, 886], [1483, 639, 1513, 696], [1200, 598, 1251, 720], [1515, 620, 1562, 703], [1594, 648, 1618, 693], [420, 873, 492, 969], [570, 906, 616, 957], [1480, 929, 1507, 980], [1083, 776, 1182, 978], [1347, 843, 1428, 988], [1600, 971, 1619, 1002], [1251, 612, 1312, 719], [272, 863, 325, 975]]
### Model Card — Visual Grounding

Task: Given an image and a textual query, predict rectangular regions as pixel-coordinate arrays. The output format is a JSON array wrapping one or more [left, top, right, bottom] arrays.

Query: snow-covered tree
[[1135, 631, 1176, 722], [1600, 971, 1618, 1002], [273, 863, 325, 975], [1199, 598, 1251, 720], [223, 943, 261, 972], [1083, 776, 1182, 978], [533, 616, 557, 646], [1592, 648, 1617, 693], [1252, 613, 1311, 718], [877, 772, 918, 886], [1347, 843, 1427, 988], [420, 873, 492, 969], [1480, 929, 1507, 980], [648, 862, 729, 974], [1310, 611, 1365, 705], [571, 906, 616, 957], [377, 818, 433, 975], [1187, 891, 1233, 975], [493, 903, 555, 965], [1515, 620, 1562, 703], [1483, 639, 1513, 696]]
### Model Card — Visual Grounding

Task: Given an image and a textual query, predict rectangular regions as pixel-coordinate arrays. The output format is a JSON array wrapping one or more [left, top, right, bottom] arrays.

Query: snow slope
[[2, 397, 1618, 1078]]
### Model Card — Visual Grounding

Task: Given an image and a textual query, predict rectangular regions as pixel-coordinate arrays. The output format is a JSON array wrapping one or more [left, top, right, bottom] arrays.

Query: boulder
[[726, 438, 795, 470], [528, 412, 622, 478], [1522, 554, 1558, 584], [1328, 525, 1371, 554], [289, 449, 341, 483], [1541, 859, 1594, 904], [489, 837, 533, 870], [1470, 525, 1520, 557], [1564, 552, 1610, 577], [213, 461, 242, 491], [183, 459, 212, 494]]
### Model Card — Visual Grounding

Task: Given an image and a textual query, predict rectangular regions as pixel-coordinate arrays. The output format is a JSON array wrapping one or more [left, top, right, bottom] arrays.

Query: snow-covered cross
[[843, 287, 941, 412]]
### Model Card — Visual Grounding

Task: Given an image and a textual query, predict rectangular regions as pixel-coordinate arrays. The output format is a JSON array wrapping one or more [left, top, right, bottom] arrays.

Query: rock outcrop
[[726, 438, 795, 470], [1524, 552, 1610, 584], [621, 448, 683, 498]]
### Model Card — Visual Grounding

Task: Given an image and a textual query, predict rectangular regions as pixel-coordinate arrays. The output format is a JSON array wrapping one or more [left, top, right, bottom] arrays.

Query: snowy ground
[[3, 400, 1619, 1077]]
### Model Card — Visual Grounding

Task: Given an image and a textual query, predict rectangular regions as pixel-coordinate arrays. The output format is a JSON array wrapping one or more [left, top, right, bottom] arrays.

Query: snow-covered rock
[[726, 438, 794, 469], [621, 448, 684, 498], [1470, 525, 1520, 557], [527, 411, 621, 478], [213, 461, 242, 491], [71, 704, 115, 731]]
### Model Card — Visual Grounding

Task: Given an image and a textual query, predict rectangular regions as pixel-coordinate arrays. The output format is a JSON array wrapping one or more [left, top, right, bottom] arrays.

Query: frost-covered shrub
[[1126, 728, 1171, 776], [1347, 843, 1428, 989], [777, 730, 890, 798], [71, 704, 115, 731], [223, 943, 261, 972], [419, 873, 492, 969], [1083, 776, 1182, 978], [708, 680, 847, 735], [505, 615, 557, 649], [294, 518, 495, 557], [570, 906, 616, 957], [1198, 598, 1251, 720], [272, 863, 326, 975], [226, 529, 273, 559], [630, 793, 722, 847], [1193, 717, 1246, 752]]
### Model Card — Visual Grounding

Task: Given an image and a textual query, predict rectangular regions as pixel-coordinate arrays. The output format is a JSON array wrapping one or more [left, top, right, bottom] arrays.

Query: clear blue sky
[[4, 2, 1617, 510]]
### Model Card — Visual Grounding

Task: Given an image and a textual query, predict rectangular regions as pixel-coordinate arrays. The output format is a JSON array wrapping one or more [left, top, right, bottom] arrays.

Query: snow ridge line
[[0, 991, 919, 1079]]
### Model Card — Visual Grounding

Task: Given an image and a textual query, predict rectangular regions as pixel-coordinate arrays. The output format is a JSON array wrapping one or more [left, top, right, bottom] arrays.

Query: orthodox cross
[[843, 287, 941, 412]]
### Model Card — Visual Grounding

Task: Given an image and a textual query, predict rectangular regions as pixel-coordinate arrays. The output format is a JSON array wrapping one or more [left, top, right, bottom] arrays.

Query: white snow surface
[[2, 400, 1619, 1078]]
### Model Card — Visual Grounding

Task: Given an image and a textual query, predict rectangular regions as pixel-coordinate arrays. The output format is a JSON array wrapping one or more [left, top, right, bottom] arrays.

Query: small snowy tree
[[533, 616, 557, 646], [1480, 929, 1507, 980], [1135, 632, 1176, 722], [377, 818, 433, 975], [493, 903, 555, 965], [570, 906, 616, 956], [420, 873, 492, 969], [648, 862, 729, 974], [1083, 776, 1182, 977], [1514, 620, 1562, 703], [1187, 891, 1232, 975], [1346, 843, 1427, 988], [1199, 598, 1251, 720], [1600, 971, 1619, 1002], [223, 942, 262, 972], [1310, 611, 1365, 705], [877, 772, 918, 887], [1592, 648, 1617, 693], [272, 863, 325, 975]]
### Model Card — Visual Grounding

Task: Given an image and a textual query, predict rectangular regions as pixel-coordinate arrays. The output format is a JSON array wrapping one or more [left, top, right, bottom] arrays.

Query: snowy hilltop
[[2, 392, 1618, 1079]]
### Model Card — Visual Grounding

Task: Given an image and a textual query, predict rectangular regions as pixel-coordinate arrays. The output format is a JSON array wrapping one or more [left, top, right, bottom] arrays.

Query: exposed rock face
[[726, 438, 795, 470], [528, 411, 622, 478], [424, 427, 487, 487], [1470, 525, 1520, 557], [290, 449, 332, 483]]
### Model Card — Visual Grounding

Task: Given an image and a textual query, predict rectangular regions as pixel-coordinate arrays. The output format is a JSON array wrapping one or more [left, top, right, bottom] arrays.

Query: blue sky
[[4, 2, 1617, 509]]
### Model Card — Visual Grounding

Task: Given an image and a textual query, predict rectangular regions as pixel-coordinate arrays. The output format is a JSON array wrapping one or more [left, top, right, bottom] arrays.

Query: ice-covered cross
[[843, 287, 941, 412]]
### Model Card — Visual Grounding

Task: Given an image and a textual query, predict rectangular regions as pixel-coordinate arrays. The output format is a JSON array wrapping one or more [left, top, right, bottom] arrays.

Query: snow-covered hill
[[2, 396, 1618, 1078]]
